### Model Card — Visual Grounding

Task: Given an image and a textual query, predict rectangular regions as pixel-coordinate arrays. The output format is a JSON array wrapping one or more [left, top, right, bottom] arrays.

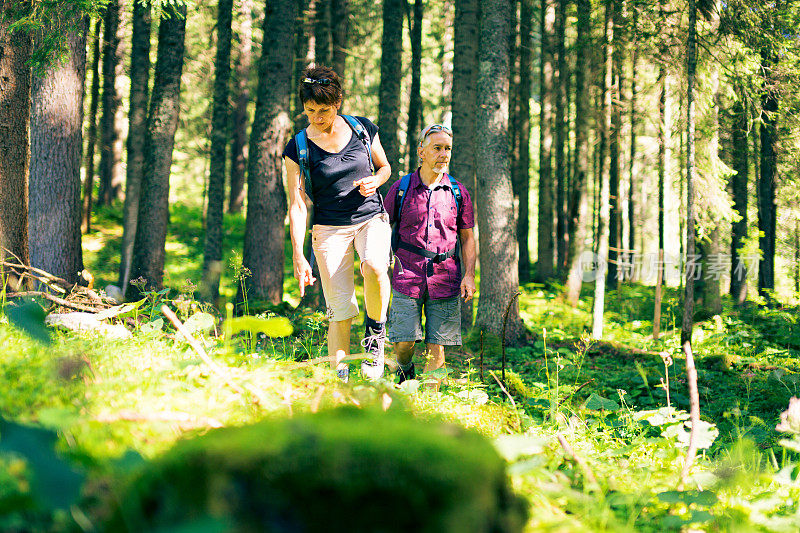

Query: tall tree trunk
[[514, 0, 533, 284], [554, 0, 568, 277], [628, 6, 638, 274], [592, 0, 612, 339], [314, 0, 331, 65], [607, 0, 624, 288], [704, 63, 722, 315], [118, 0, 151, 293], [229, 0, 254, 214], [679, 0, 700, 487], [406, 0, 423, 172], [129, 4, 187, 293], [239, 0, 296, 305], [97, 0, 125, 206], [378, 0, 404, 184], [565, 0, 591, 305], [438, 0, 454, 124], [203, 0, 234, 303], [452, 0, 479, 329], [330, 0, 348, 76], [29, 19, 86, 284], [657, 68, 669, 257], [475, 0, 522, 342], [0, 15, 31, 271], [729, 96, 748, 304], [82, 18, 102, 234], [536, 0, 555, 282], [293, 0, 312, 131], [758, 49, 778, 298]]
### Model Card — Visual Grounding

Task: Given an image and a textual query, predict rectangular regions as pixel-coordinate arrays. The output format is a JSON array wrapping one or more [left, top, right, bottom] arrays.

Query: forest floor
[[2, 206, 800, 531]]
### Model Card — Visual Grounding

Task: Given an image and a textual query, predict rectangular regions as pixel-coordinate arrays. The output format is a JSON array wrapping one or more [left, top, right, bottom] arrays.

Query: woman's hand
[[353, 175, 380, 197], [293, 255, 316, 297]]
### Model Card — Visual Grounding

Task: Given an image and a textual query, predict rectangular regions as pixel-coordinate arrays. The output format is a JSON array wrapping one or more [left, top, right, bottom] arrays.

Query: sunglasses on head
[[303, 77, 332, 86], [420, 124, 453, 142]]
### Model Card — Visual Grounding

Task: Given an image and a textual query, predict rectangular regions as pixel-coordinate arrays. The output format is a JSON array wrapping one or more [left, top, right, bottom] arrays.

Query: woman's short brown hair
[[299, 65, 343, 106]]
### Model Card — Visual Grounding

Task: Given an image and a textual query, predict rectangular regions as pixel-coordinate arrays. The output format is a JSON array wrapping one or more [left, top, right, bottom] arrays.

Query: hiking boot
[[396, 362, 416, 384], [360, 326, 386, 380], [336, 365, 349, 383]]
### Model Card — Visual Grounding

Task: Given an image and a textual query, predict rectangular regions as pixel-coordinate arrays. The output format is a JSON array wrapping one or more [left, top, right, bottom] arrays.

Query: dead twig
[[161, 305, 268, 408], [7, 291, 99, 313], [556, 433, 600, 488], [489, 370, 521, 430]]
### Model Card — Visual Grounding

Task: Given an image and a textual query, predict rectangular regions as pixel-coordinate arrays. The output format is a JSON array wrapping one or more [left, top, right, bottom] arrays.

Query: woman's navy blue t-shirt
[[283, 116, 382, 226]]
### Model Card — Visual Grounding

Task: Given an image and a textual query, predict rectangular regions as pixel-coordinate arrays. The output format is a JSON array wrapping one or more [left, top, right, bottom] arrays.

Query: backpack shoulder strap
[[341, 114, 374, 174], [447, 174, 462, 215], [395, 172, 413, 222], [295, 129, 312, 201]]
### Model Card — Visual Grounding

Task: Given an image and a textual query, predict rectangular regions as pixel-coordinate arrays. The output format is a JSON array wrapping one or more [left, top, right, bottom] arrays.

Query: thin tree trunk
[[406, 0, 423, 173], [0, 13, 31, 271], [475, 0, 522, 342], [657, 68, 669, 257], [82, 18, 102, 234], [239, 0, 296, 305], [378, 0, 404, 185], [118, 0, 151, 293], [607, 0, 624, 288], [29, 19, 86, 285], [229, 0, 254, 214], [452, 0, 479, 329], [704, 65, 722, 315], [294, 0, 312, 131], [129, 3, 188, 293], [438, 0, 454, 124], [554, 0, 568, 277], [536, 0, 555, 282], [97, 0, 125, 205], [729, 96, 748, 304], [679, 0, 700, 487], [203, 0, 234, 303], [515, 0, 533, 284], [627, 6, 638, 277], [592, 1, 612, 339], [330, 0, 348, 77], [758, 49, 778, 298], [314, 0, 331, 65], [565, 0, 591, 305]]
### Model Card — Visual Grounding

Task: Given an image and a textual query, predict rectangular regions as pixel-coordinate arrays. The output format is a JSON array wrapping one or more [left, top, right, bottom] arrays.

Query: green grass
[[4, 208, 800, 531]]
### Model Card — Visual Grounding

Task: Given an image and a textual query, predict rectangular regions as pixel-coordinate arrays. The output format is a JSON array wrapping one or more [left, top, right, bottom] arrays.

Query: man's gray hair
[[418, 124, 453, 147]]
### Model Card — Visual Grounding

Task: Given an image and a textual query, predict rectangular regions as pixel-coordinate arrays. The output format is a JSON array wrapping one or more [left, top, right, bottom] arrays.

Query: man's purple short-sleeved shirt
[[384, 170, 474, 300]]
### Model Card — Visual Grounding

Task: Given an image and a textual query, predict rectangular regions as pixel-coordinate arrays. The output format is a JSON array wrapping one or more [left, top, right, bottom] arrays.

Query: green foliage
[[4, 299, 50, 345], [106, 408, 527, 533]]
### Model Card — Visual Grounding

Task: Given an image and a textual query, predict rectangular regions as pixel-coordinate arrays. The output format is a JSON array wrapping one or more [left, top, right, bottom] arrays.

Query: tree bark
[[475, 0, 523, 342], [536, 0, 555, 282], [229, 0, 254, 214], [592, 1, 612, 339], [378, 0, 404, 185], [29, 18, 86, 285], [627, 6, 638, 274], [607, 0, 624, 288], [438, 0, 454, 124], [314, 0, 331, 66], [203, 0, 234, 303], [515, 0, 533, 284], [452, 0, 479, 330], [565, 0, 591, 305], [729, 96, 748, 304], [0, 13, 31, 270], [406, 0, 423, 173], [129, 4, 187, 293], [554, 0, 568, 277], [82, 18, 102, 234], [97, 0, 125, 206], [118, 0, 151, 293], [330, 0, 348, 76], [679, 0, 700, 487], [758, 49, 778, 298], [239, 0, 296, 305]]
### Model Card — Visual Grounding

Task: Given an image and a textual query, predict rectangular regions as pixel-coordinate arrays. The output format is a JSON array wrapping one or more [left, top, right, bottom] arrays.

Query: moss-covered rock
[[106, 407, 527, 532]]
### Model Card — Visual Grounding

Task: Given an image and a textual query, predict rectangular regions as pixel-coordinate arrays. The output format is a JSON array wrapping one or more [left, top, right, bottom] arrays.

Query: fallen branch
[[556, 433, 599, 488], [489, 370, 522, 430], [161, 305, 268, 408], [7, 291, 99, 313]]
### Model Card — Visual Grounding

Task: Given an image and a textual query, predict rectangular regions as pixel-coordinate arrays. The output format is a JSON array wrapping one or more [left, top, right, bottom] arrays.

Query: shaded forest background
[[1, 0, 799, 342]]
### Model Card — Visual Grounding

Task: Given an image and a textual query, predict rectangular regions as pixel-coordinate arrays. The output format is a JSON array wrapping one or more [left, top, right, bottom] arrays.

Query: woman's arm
[[286, 156, 315, 296], [354, 132, 392, 196]]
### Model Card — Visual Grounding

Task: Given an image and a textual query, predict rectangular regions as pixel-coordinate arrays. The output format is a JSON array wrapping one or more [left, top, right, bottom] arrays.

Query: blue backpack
[[391, 172, 463, 275]]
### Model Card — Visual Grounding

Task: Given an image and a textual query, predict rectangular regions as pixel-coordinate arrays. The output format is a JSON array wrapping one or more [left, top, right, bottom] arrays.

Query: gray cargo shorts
[[387, 289, 462, 345]]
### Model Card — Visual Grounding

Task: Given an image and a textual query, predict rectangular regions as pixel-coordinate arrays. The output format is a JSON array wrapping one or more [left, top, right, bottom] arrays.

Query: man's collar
[[412, 168, 451, 190]]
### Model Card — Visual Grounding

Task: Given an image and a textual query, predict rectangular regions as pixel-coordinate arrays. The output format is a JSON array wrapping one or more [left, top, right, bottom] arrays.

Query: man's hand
[[460, 274, 476, 301], [353, 175, 380, 197], [293, 255, 316, 297]]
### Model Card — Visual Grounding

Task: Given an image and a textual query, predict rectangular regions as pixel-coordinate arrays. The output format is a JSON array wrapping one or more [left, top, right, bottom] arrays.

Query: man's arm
[[286, 156, 315, 297], [354, 132, 392, 196], [459, 227, 476, 301]]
